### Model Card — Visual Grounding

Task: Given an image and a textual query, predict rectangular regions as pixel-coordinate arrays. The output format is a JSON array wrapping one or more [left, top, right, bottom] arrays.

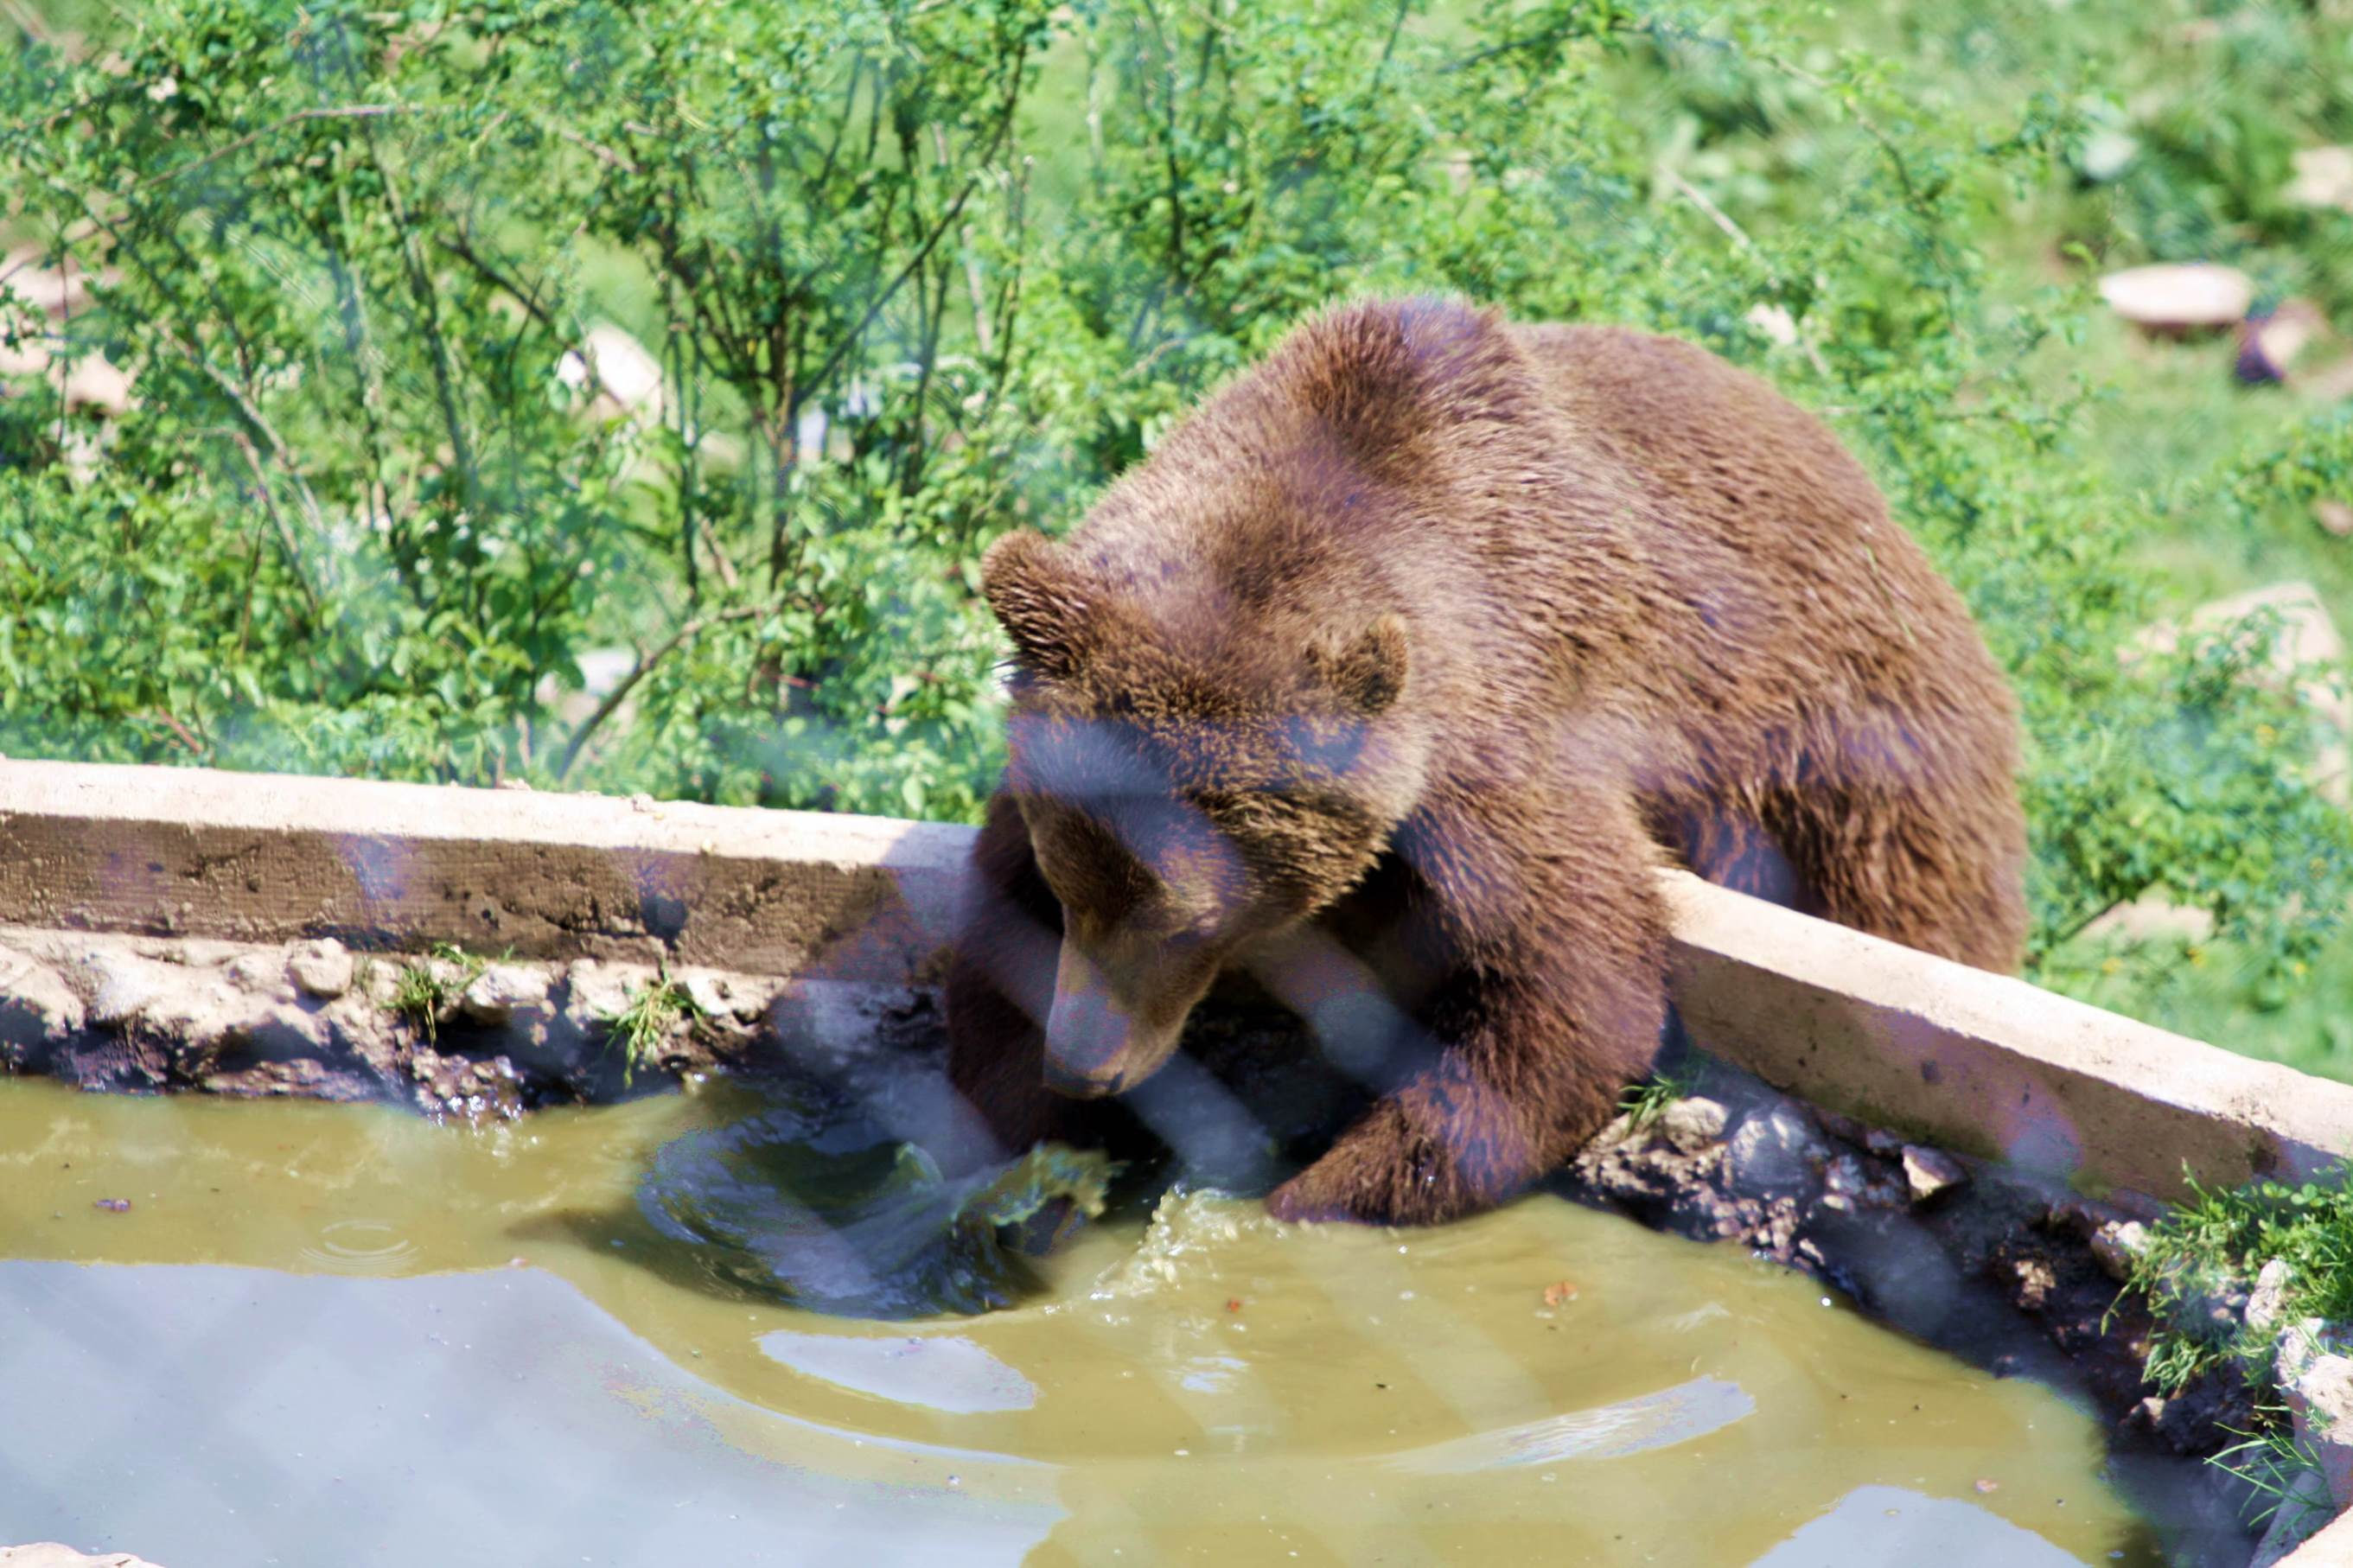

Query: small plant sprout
[[1617, 1068, 1696, 1131], [602, 964, 707, 1086], [392, 942, 487, 1045]]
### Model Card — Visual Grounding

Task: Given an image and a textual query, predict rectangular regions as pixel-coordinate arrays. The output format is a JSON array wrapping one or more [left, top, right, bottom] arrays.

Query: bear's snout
[[1043, 938, 1192, 1099], [1043, 945, 1138, 1098]]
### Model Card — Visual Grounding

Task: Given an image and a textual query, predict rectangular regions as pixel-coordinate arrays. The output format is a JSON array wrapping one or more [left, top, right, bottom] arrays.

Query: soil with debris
[[0, 923, 892, 1119]]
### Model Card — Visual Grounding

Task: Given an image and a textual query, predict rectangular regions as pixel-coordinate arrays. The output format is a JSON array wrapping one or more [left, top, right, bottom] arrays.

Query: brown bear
[[944, 296, 2026, 1226]]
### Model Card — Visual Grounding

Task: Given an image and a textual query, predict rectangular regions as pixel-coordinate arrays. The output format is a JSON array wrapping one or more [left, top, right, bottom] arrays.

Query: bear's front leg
[[1266, 781, 1669, 1226]]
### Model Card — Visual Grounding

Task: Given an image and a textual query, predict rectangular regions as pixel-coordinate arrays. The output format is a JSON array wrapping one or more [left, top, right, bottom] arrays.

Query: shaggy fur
[[946, 297, 2028, 1226]]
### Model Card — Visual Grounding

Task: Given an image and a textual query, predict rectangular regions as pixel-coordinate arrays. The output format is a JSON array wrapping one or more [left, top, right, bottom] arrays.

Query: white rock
[[557, 322, 662, 422], [2089, 1220, 2150, 1281], [2248, 1257, 2296, 1334], [0, 948, 85, 1049], [1656, 1096, 1728, 1153], [225, 952, 289, 997], [0, 248, 117, 318], [1744, 303, 1799, 346], [460, 964, 551, 1023], [2286, 146, 2353, 214], [1900, 1144, 1968, 1203], [287, 938, 354, 999], [1727, 1102, 1828, 1196], [2283, 1348, 2353, 1511], [73, 949, 165, 1026], [2098, 262, 2253, 331], [60, 354, 133, 417]]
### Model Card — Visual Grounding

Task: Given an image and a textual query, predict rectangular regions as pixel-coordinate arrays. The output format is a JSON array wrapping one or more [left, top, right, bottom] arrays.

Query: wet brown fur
[[947, 297, 2028, 1226]]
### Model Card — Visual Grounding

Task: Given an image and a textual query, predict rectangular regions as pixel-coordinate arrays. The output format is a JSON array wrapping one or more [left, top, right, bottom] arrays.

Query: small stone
[[288, 939, 354, 999], [2318, 500, 2353, 539], [76, 948, 163, 1026], [2283, 1350, 2353, 1511], [1727, 1102, 1829, 1197], [1862, 1126, 1905, 1159], [226, 952, 288, 996], [682, 972, 737, 1021], [459, 964, 551, 1024], [1900, 1144, 1968, 1204], [2090, 1221, 2149, 1282], [1656, 1096, 1728, 1153], [496, 778, 535, 791], [2248, 1258, 2295, 1334]]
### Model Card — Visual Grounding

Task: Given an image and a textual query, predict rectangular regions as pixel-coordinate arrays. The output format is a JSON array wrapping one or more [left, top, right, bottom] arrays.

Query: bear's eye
[[1036, 806, 1157, 918]]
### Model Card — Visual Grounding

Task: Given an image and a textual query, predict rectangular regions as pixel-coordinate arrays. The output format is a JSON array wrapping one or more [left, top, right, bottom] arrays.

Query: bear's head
[[979, 523, 1426, 1100]]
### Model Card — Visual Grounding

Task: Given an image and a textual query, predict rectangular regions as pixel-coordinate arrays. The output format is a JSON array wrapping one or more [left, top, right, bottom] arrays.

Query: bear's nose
[[1044, 946, 1132, 1098]]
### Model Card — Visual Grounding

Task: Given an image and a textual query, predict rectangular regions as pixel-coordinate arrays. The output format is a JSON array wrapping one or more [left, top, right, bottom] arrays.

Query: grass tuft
[[391, 942, 486, 1045], [600, 963, 706, 1086], [1617, 1067, 1697, 1131]]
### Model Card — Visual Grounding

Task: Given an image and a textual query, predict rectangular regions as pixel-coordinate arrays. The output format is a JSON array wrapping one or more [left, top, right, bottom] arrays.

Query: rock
[[0, 249, 118, 318], [2098, 263, 2254, 333], [225, 952, 288, 997], [557, 322, 662, 424], [459, 964, 551, 1024], [1900, 1144, 1968, 1204], [2282, 1347, 2353, 1511], [2319, 500, 2353, 539], [72, 948, 166, 1026], [2248, 1258, 2296, 1335], [0, 948, 84, 1058], [1656, 1096, 1728, 1153], [2286, 146, 2353, 214], [287, 939, 354, 999], [60, 354, 132, 417], [0, 1547, 168, 1568], [2090, 1221, 2150, 1281], [1744, 303, 1799, 346], [1725, 1101, 1828, 1197]]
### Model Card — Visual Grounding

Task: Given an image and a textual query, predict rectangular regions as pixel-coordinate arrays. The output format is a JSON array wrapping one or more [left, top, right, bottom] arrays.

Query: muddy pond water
[[0, 1074, 2172, 1566]]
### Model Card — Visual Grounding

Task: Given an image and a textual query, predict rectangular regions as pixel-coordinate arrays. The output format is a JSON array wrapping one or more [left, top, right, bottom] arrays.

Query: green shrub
[[3, 0, 2348, 1047]]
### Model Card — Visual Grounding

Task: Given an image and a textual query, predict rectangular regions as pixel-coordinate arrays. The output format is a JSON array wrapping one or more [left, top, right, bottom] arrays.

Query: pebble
[[1900, 1144, 1968, 1204]]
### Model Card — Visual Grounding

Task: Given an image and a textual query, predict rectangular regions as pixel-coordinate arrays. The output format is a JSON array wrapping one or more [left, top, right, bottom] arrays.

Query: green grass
[[390, 942, 486, 1046], [1617, 1067, 1699, 1131], [2216, 1412, 2336, 1539], [2123, 1163, 2353, 1389], [598, 964, 707, 1087]]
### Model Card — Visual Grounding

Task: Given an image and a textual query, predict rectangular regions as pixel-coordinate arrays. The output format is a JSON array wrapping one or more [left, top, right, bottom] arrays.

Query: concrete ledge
[[0, 758, 968, 982], [7, 758, 2353, 1205], [1661, 870, 2353, 1206]]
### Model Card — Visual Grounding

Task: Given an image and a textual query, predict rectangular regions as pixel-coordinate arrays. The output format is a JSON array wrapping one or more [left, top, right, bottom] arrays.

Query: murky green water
[[0, 1075, 2173, 1566]]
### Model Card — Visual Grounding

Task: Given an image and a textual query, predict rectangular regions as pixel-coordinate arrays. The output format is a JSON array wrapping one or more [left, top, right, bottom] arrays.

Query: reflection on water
[[0, 1075, 2176, 1566]]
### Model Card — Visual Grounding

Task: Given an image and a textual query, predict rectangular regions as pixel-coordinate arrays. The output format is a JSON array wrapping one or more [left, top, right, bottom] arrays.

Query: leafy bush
[[2, 0, 2349, 1044]]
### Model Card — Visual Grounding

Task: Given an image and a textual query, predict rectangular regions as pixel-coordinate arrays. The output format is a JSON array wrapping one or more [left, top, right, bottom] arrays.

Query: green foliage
[[3, 0, 2351, 1059], [2124, 1164, 2353, 1393], [1616, 1066, 1696, 1131], [392, 940, 486, 1043], [2216, 1411, 2336, 1538], [601, 963, 705, 1086]]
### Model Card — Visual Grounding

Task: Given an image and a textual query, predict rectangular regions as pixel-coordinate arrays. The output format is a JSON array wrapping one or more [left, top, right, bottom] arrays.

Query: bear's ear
[[1309, 615, 1408, 716], [982, 527, 1094, 679]]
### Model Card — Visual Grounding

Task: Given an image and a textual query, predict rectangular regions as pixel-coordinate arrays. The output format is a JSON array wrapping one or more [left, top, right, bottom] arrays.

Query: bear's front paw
[[1265, 1123, 1457, 1227]]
